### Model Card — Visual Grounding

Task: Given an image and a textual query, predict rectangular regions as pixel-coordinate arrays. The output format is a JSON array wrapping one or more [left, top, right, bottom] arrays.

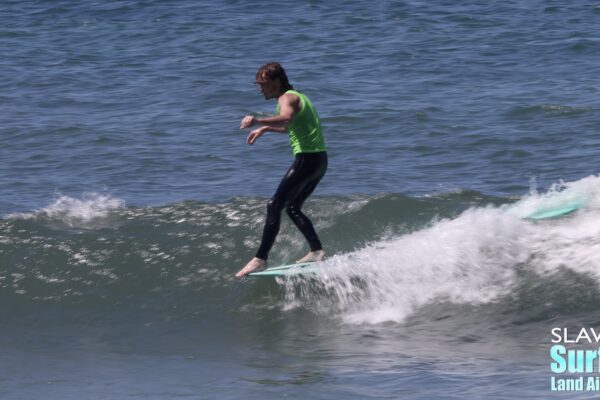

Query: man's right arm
[[240, 94, 298, 131]]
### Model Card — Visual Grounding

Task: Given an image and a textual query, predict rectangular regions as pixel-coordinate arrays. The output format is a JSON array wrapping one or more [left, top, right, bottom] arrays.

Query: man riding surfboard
[[236, 63, 328, 277]]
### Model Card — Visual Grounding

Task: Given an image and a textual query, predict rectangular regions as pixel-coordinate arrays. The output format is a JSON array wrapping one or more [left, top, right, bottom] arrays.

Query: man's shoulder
[[279, 91, 302, 107], [281, 90, 301, 100]]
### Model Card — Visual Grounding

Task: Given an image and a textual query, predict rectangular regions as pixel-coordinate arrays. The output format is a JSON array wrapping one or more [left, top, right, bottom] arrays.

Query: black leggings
[[255, 152, 328, 260]]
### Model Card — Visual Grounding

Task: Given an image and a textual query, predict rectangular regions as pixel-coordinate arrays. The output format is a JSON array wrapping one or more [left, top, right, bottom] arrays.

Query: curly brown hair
[[256, 62, 294, 91]]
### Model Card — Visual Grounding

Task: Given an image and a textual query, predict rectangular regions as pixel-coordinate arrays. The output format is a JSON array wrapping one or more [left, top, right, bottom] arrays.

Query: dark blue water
[[2, 1, 600, 398]]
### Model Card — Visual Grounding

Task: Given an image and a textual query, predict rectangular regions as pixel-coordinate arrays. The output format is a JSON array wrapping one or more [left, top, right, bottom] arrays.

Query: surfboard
[[248, 261, 322, 277], [525, 199, 584, 220]]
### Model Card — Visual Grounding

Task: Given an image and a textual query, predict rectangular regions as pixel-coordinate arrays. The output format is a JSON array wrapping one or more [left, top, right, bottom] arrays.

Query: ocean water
[[2, 0, 600, 398]]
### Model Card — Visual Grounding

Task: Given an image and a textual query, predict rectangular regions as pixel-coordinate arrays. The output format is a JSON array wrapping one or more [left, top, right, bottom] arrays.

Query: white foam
[[8, 193, 125, 226], [282, 175, 600, 325]]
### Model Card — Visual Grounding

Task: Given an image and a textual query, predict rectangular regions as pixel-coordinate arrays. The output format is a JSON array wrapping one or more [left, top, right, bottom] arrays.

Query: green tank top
[[276, 90, 326, 155]]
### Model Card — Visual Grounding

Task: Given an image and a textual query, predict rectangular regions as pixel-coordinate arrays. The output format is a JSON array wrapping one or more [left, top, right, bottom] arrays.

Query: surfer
[[235, 63, 328, 277]]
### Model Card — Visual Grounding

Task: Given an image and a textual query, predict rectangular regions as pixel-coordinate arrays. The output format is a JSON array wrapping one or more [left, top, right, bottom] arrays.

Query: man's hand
[[247, 127, 266, 145], [240, 115, 256, 129]]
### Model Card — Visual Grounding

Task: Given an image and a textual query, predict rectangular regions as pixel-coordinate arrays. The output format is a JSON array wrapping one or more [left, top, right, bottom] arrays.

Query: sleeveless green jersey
[[276, 90, 326, 155]]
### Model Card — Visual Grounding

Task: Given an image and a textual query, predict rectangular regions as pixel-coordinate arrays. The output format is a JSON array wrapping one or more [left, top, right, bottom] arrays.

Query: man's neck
[[275, 88, 288, 99]]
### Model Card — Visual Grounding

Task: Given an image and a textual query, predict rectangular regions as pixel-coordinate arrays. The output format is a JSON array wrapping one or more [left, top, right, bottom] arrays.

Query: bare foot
[[296, 250, 326, 263], [235, 257, 267, 277]]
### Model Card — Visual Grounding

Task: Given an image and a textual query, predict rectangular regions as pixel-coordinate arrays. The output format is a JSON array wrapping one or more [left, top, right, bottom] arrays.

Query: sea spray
[[281, 207, 529, 324], [5, 193, 126, 229]]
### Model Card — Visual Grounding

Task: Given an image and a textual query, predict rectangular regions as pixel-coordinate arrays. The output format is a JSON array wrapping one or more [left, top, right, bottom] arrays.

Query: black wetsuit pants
[[255, 152, 328, 260]]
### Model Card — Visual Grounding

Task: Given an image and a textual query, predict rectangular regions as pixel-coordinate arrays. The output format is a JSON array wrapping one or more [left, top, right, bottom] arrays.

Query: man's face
[[256, 76, 279, 99]]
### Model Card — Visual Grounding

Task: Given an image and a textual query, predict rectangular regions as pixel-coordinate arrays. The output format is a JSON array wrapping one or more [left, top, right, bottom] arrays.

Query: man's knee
[[286, 203, 301, 219], [267, 199, 284, 215]]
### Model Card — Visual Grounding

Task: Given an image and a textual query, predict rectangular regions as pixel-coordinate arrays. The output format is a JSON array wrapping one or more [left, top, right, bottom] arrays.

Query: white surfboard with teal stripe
[[250, 193, 587, 278], [249, 261, 323, 277], [525, 200, 583, 220], [519, 195, 586, 220]]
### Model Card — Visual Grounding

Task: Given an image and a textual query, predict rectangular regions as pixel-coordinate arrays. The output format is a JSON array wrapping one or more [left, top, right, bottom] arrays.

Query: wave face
[[3, 176, 600, 328]]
